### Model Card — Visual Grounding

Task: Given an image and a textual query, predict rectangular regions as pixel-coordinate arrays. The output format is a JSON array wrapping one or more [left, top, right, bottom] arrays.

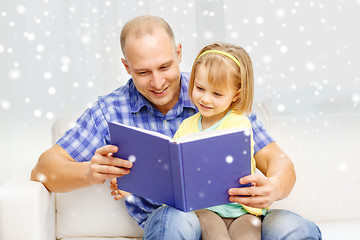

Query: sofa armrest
[[0, 170, 55, 240]]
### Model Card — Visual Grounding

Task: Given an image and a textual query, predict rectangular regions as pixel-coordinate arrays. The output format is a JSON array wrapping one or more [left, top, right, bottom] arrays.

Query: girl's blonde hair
[[189, 42, 254, 114]]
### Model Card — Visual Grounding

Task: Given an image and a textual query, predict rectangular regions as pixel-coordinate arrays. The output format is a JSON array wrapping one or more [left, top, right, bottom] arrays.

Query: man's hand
[[228, 174, 279, 209], [110, 178, 131, 200], [87, 145, 133, 185]]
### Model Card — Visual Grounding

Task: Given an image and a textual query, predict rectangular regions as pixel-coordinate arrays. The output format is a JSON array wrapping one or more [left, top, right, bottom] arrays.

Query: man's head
[[120, 15, 176, 58], [120, 15, 182, 115]]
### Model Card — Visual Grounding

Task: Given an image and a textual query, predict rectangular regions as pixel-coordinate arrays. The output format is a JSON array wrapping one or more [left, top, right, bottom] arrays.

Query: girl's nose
[[200, 93, 211, 104]]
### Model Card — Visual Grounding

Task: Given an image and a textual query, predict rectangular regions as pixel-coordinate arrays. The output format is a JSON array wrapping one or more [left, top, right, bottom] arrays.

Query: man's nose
[[150, 71, 165, 89]]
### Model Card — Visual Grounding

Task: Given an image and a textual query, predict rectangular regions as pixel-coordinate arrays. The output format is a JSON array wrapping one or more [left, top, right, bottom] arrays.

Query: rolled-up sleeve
[[248, 113, 274, 154]]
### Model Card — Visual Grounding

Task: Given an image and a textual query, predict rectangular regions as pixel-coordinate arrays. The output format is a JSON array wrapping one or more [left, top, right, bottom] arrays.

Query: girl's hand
[[110, 178, 131, 200]]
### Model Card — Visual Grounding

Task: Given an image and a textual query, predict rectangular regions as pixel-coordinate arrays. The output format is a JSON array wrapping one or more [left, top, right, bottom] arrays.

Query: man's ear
[[176, 43, 182, 63], [233, 89, 242, 102], [121, 58, 131, 75]]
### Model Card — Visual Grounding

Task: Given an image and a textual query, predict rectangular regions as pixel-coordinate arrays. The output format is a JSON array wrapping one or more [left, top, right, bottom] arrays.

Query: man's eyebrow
[[160, 60, 173, 67], [134, 68, 148, 72], [133, 60, 174, 72]]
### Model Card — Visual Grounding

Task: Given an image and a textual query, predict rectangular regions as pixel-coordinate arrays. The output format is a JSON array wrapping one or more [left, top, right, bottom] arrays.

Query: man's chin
[[152, 97, 178, 114], [150, 97, 168, 107]]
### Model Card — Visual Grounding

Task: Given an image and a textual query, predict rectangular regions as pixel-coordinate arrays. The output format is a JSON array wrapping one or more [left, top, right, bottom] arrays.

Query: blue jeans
[[262, 209, 322, 239], [143, 206, 321, 240], [143, 205, 201, 239]]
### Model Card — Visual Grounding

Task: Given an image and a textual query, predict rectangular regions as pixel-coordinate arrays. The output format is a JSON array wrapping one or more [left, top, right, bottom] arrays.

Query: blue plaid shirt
[[57, 72, 274, 228]]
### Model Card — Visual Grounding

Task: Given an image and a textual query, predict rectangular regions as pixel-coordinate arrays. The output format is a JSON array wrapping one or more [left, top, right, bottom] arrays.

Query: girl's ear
[[232, 89, 242, 102]]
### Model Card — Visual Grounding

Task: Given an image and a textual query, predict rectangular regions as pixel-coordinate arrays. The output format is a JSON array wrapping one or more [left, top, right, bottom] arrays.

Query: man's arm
[[31, 144, 133, 193], [254, 142, 296, 200], [228, 142, 296, 208]]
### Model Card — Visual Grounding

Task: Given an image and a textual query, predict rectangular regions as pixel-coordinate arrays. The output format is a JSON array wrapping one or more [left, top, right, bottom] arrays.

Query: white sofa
[[1, 109, 360, 239]]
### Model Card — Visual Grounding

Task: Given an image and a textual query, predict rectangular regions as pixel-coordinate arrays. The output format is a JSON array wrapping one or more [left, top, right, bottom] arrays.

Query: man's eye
[[160, 65, 170, 70], [138, 72, 148, 75]]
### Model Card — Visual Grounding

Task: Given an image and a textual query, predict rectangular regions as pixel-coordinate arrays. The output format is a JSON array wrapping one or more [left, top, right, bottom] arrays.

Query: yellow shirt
[[174, 110, 266, 217]]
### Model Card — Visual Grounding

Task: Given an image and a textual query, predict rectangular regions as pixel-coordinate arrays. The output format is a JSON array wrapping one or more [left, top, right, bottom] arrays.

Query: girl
[[173, 42, 267, 240]]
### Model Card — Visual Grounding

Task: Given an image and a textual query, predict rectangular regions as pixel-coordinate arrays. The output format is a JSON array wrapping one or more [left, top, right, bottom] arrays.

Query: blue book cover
[[108, 122, 251, 212]]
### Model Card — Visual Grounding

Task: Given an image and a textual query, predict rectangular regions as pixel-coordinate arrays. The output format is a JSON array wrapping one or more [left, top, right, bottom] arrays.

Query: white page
[[175, 127, 251, 144]]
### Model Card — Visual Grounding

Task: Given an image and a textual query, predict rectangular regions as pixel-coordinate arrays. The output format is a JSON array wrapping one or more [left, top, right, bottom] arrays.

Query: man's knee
[[144, 206, 201, 240], [262, 209, 322, 240]]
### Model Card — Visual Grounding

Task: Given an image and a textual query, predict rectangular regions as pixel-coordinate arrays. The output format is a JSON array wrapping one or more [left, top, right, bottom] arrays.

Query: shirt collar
[[129, 72, 196, 116], [128, 79, 151, 113]]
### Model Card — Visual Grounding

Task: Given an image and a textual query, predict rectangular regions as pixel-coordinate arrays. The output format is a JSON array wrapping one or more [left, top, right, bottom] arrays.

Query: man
[[31, 15, 321, 239]]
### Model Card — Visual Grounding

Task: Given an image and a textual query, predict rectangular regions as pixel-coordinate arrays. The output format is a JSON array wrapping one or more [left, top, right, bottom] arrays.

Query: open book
[[108, 122, 252, 212]]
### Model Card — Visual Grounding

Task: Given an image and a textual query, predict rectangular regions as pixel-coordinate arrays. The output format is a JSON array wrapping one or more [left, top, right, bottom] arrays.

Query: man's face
[[122, 29, 182, 115]]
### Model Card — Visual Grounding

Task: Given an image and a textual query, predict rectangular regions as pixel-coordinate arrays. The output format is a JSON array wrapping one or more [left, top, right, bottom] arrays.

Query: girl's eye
[[196, 86, 204, 91], [214, 92, 223, 97]]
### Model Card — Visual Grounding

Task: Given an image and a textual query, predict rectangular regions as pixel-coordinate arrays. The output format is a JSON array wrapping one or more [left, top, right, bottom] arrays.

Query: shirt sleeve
[[248, 113, 274, 154], [56, 102, 109, 162]]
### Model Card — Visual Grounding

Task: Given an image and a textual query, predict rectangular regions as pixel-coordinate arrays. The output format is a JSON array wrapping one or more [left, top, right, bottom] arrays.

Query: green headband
[[197, 50, 241, 68]]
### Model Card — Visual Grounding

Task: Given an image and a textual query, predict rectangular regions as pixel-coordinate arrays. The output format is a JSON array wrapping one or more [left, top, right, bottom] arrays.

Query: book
[[108, 122, 252, 212]]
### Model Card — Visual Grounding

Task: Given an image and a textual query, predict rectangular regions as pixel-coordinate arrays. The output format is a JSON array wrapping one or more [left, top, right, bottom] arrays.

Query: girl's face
[[192, 65, 240, 128]]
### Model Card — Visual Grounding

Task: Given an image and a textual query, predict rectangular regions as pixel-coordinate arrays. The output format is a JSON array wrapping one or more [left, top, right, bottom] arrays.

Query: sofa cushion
[[61, 238, 141, 240], [269, 112, 360, 223], [317, 221, 360, 240], [56, 180, 143, 238]]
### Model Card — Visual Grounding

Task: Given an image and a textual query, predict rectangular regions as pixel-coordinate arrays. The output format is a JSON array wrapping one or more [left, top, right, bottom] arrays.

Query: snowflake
[[280, 45, 288, 53], [262, 54, 272, 64], [277, 104, 286, 112], [203, 30, 214, 40], [128, 155, 136, 163], [256, 16, 264, 25], [225, 155, 234, 164], [305, 61, 316, 72], [34, 109, 42, 117], [9, 69, 21, 80], [48, 87, 56, 95], [276, 8, 286, 18], [16, 5, 26, 15], [61, 65, 69, 72], [46, 112, 54, 120], [44, 71, 52, 79], [1, 99, 11, 110], [352, 94, 360, 103], [35, 45, 44, 53]]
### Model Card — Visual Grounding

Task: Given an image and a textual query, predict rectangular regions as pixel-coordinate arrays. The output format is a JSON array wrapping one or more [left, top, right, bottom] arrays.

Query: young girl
[[173, 42, 266, 240]]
